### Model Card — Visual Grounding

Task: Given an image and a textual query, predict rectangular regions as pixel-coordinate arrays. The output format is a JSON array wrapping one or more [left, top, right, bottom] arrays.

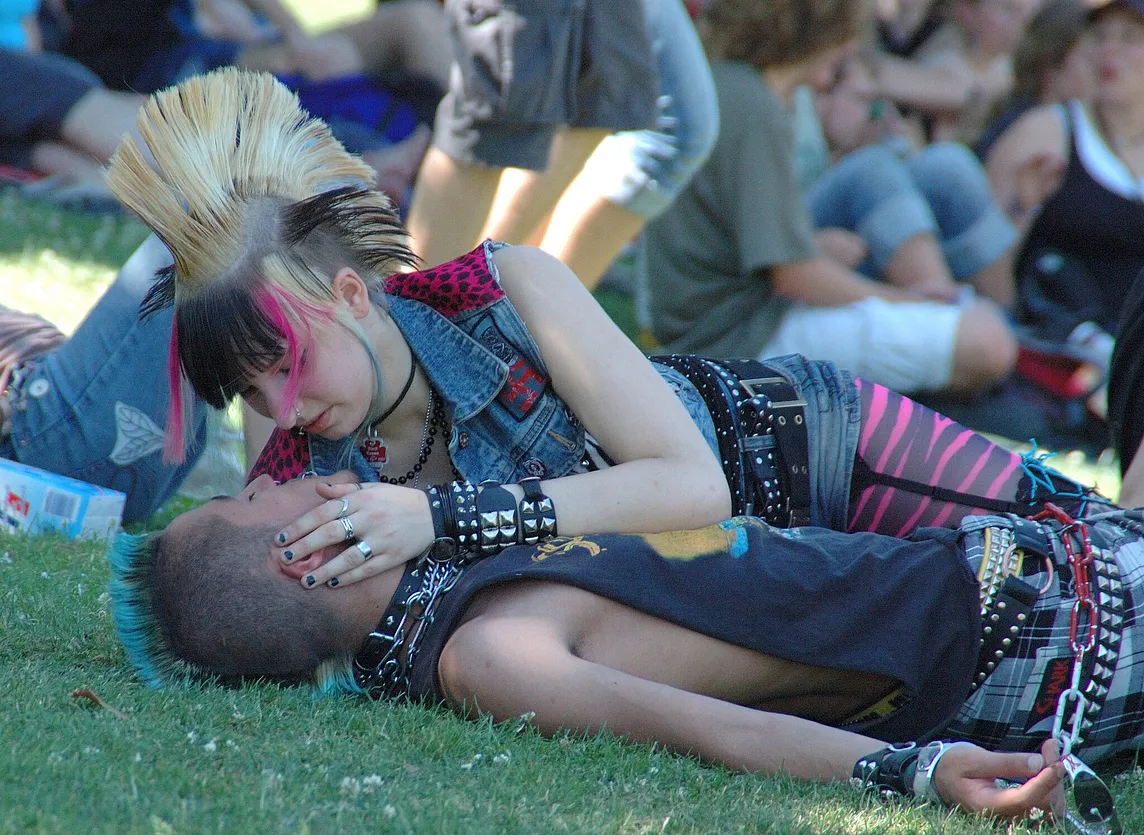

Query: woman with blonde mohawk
[[107, 67, 737, 586], [108, 67, 1103, 591]]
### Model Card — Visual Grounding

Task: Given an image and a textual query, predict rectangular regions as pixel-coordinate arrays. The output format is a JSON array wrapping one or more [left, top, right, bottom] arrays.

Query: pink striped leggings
[[847, 378, 1093, 535]]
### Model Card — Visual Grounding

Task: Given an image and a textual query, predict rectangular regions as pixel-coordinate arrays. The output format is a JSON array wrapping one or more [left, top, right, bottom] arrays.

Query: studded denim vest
[[283, 242, 718, 484]]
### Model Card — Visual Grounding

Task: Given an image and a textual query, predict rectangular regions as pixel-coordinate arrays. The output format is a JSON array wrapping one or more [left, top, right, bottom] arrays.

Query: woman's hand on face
[[274, 481, 435, 588], [932, 738, 1065, 820]]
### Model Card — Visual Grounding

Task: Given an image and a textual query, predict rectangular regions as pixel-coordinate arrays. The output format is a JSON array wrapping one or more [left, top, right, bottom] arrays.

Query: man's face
[[165, 472, 359, 577]]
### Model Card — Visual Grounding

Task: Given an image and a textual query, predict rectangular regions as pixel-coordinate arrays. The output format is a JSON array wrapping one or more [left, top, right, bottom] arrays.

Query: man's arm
[[439, 611, 878, 782], [437, 612, 1064, 817], [768, 257, 927, 307]]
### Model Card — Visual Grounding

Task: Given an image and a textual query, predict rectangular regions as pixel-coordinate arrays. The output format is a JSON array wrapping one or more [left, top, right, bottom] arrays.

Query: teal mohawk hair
[[313, 658, 365, 698], [106, 531, 184, 687], [108, 530, 364, 698]]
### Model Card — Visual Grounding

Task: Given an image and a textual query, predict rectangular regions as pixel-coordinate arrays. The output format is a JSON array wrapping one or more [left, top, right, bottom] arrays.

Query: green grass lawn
[[1, 1, 1140, 824]]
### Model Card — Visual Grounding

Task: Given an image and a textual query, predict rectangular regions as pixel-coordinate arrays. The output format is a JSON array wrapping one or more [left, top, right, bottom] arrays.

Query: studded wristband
[[441, 481, 478, 551], [476, 481, 520, 556], [851, 743, 921, 799], [517, 477, 557, 545]]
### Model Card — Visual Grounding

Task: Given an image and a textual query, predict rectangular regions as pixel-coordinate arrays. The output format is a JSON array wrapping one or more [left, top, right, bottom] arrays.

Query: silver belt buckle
[[738, 376, 807, 411]]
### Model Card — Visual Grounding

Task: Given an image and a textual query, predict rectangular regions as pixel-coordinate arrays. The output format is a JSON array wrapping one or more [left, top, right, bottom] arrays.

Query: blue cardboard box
[[0, 457, 126, 543]]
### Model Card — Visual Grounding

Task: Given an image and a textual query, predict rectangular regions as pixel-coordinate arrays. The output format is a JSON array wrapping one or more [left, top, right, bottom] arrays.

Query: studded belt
[[969, 525, 1039, 694], [652, 355, 811, 527], [968, 519, 1125, 747]]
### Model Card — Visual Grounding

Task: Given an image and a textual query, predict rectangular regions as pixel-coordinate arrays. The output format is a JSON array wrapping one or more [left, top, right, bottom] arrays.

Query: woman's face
[[1092, 8, 1144, 107], [240, 318, 376, 440], [816, 59, 881, 154], [1045, 34, 1097, 104]]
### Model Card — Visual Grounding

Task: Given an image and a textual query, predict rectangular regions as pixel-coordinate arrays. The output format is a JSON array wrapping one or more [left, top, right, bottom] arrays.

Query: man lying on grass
[[109, 471, 1144, 830]]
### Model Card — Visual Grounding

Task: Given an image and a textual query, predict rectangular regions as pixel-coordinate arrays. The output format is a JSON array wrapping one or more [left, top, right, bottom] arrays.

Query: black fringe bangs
[[176, 283, 285, 409]]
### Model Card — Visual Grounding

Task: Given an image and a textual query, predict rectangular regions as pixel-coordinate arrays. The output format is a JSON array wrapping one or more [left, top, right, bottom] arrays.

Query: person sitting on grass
[[110, 470, 1144, 832], [642, 0, 1017, 402]]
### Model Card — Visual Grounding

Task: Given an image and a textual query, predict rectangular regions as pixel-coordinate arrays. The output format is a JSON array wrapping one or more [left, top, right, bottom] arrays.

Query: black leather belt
[[652, 355, 811, 527]]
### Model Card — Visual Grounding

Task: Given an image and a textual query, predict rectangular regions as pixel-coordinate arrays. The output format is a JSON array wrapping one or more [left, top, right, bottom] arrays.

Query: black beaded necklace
[[375, 388, 455, 486]]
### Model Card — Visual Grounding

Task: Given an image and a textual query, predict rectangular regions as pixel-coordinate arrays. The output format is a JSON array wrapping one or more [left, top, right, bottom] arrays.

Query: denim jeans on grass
[[0, 236, 207, 522]]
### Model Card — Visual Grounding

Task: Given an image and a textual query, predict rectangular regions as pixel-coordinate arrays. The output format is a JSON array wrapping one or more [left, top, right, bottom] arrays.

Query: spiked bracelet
[[851, 743, 922, 800], [424, 485, 448, 539], [517, 477, 557, 544], [476, 481, 520, 556], [436, 481, 477, 551]]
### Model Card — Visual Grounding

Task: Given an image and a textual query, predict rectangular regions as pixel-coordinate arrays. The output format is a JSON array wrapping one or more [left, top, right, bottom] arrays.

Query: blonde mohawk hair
[[106, 68, 416, 462], [107, 67, 381, 296]]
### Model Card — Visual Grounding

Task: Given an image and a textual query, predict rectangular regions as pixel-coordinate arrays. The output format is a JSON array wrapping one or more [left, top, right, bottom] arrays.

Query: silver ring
[[353, 482, 364, 491], [339, 516, 355, 541], [336, 497, 350, 519], [355, 540, 373, 560]]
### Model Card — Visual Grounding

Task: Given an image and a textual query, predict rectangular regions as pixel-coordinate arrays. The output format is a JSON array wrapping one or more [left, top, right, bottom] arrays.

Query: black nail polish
[[305, 575, 316, 587], [283, 550, 294, 561], [327, 578, 339, 587], [276, 533, 287, 544]]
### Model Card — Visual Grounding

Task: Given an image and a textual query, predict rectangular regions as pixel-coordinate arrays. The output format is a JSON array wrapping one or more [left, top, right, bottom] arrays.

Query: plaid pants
[[946, 511, 1144, 767]]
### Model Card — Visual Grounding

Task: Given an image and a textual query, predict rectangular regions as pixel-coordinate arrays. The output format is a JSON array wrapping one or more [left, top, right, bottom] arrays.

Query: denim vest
[[304, 242, 718, 481]]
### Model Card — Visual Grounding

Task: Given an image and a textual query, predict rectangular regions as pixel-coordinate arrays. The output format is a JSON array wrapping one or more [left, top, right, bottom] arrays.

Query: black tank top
[[405, 519, 979, 743], [1017, 102, 1144, 334]]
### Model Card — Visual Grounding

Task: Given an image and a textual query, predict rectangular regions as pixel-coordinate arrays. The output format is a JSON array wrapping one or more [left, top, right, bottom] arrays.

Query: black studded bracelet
[[851, 743, 921, 799], [476, 481, 520, 556], [517, 477, 557, 544]]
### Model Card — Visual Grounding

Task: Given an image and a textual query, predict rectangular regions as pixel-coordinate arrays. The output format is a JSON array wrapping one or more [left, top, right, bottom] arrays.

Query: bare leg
[[538, 185, 646, 290], [481, 127, 610, 244], [946, 297, 1017, 394], [57, 88, 146, 163], [405, 145, 504, 266]]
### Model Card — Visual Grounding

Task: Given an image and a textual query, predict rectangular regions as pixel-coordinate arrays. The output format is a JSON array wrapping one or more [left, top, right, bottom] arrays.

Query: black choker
[[375, 355, 417, 427], [359, 356, 417, 478]]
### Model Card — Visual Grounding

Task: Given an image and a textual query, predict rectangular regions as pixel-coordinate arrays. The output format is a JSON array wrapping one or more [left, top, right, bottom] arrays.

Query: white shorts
[[760, 297, 962, 393]]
